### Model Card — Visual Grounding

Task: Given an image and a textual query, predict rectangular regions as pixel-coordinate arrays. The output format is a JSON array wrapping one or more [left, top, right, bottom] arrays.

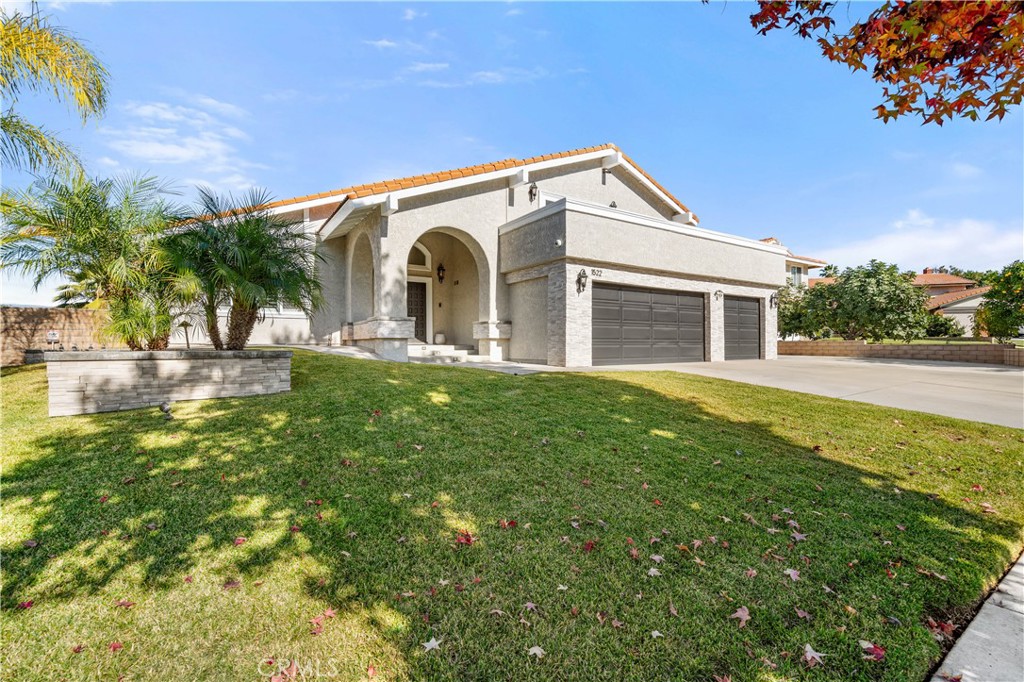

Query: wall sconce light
[[528, 182, 539, 203], [609, 201, 617, 209], [769, 292, 779, 309], [714, 290, 724, 301], [437, 262, 446, 284], [576, 268, 589, 294]]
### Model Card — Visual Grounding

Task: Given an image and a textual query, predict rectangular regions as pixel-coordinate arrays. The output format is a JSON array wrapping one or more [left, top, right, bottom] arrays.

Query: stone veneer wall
[[44, 350, 292, 417], [2, 306, 123, 366], [778, 340, 1017, 366]]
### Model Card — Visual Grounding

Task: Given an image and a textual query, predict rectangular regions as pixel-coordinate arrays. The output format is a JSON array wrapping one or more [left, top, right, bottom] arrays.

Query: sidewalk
[[930, 553, 1024, 682]]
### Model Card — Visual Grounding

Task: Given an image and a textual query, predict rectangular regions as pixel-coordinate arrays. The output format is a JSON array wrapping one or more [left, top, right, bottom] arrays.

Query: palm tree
[[1, 7, 109, 177], [167, 187, 323, 350], [1, 173, 189, 349]]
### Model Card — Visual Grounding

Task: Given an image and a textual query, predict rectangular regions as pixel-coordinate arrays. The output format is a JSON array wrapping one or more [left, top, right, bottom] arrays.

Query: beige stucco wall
[[940, 296, 985, 337]]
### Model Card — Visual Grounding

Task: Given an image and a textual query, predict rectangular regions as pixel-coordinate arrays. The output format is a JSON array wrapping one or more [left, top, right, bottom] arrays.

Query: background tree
[[805, 259, 930, 342], [924, 314, 966, 338], [0, 173, 188, 349], [746, 1, 1024, 124], [975, 260, 1024, 340], [167, 188, 323, 351], [0, 7, 108, 177], [776, 282, 820, 339], [819, 263, 839, 277]]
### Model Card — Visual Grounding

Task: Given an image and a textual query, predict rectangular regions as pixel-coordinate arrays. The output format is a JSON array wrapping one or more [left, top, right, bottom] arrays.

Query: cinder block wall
[[778, 340, 1015, 365], [44, 350, 292, 417], [2, 307, 123, 366]]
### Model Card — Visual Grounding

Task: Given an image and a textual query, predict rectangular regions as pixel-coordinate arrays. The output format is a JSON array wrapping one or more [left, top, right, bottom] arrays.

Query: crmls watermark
[[256, 657, 342, 679]]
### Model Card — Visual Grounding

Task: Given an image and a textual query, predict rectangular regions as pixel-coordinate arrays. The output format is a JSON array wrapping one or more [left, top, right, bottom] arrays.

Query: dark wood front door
[[407, 281, 427, 342]]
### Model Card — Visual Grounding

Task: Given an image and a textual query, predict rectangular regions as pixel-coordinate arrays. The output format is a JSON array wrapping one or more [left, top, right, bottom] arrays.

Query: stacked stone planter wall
[[44, 350, 292, 417], [778, 340, 1017, 366]]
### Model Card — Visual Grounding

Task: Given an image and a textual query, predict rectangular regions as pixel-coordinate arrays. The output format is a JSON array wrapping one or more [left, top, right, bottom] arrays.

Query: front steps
[[407, 343, 489, 363]]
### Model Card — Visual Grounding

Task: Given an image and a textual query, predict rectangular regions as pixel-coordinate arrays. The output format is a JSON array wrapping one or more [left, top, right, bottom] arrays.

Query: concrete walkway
[[930, 553, 1024, 682]]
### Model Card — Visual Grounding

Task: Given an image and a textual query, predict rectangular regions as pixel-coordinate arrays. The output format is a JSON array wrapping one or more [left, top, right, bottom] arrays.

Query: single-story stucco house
[[189, 144, 803, 366]]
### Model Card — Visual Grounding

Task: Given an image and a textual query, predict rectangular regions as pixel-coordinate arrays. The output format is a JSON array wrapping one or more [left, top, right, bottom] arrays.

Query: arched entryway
[[406, 229, 486, 347], [349, 232, 375, 322]]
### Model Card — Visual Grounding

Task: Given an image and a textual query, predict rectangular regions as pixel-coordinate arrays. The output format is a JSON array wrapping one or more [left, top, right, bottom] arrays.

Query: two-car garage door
[[592, 285, 761, 365], [592, 284, 704, 365]]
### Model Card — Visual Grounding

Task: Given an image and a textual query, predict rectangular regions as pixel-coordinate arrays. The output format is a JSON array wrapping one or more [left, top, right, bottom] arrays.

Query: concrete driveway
[[616, 356, 1023, 429]]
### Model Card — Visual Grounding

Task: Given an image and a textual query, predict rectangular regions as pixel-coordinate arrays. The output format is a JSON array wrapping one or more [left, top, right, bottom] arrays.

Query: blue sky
[[3, 0, 1022, 305]]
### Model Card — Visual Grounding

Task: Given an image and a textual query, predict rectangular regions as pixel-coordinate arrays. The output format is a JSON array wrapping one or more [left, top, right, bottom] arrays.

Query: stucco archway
[[347, 231, 375, 323]]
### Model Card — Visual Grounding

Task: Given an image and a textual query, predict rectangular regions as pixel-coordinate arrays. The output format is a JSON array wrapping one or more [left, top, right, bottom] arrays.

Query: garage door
[[592, 284, 705, 365], [724, 296, 760, 360]]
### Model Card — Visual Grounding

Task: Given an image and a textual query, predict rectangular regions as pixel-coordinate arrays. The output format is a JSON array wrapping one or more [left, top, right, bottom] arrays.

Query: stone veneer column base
[[473, 321, 512, 361], [43, 349, 292, 417], [345, 317, 416, 362]]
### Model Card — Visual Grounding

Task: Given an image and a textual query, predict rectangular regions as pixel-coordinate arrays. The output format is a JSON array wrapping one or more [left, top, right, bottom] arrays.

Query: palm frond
[[0, 110, 81, 174]]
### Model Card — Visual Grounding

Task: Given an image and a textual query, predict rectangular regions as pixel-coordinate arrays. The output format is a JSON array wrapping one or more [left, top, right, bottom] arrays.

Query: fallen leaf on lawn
[[844, 604, 858, 616], [498, 519, 518, 529], [490, 609, 505, 617], [651, 554, 664, 564], [729, 606, 751, 628], [596, 611, 608, 625], [17, 600, 33, 609], [791, 532, 807, 542], [980, 503, 997, 514], [647, 568, 662, 577], [527, 645, 545, 659], [802, 644, 825, 668], [115, 599, 135, 609], [795, 608, 812, 621], [744, 568, 758, 578], [109, 642, 124, 652], [421, 637, 442, 652], [233, 537, 247, 546], [971, 484, 983, 492], [454, 530, 476, 546], [99, 495, 109, 504], [583, 539, 597, 553], [652, 499, 663, 507], [651, 630, 664, 638], [184, 575, 193, 583], [669, 600, 679, 617], [367, 664, 377, 678], [524, 601, 537, 612], [611, 618, 624, 628], [693, 557, 706, 567], [222, 578, 241, 590], [784, 568, 800, 581], [938, 673, 963, 681], [859, 640, 886, 661], [72, 645, 84, 654], [23, 539, 38, 548]]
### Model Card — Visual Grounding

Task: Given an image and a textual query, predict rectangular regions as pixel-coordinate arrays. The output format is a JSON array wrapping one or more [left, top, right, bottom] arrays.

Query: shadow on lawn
[[2, 353, 1021, 679]]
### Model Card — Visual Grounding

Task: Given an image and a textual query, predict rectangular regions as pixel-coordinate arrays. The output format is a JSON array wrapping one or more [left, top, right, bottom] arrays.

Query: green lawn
[[2, 352, 1022, 681]]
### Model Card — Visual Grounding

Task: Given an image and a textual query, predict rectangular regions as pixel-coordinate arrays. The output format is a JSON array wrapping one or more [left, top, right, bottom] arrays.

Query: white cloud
[[364, 38, 399, 49], [407, 62, 449, 73], [96, 156, 120, 168], [948, 161, 982, 179], [814, 209, 1023, 272], [505, 8, 524, 17], [418, 66, 548, 88], [402, 8, 424, 20], [101, 94, 264, 193]]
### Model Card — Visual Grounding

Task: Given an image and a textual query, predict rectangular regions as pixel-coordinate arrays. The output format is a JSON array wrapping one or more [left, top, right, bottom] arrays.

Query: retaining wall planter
[[43, 349, 292, 417], [778, 340, 1017, 366]]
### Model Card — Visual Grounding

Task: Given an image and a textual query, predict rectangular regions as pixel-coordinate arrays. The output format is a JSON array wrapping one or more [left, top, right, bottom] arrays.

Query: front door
[[407, 281, 427, 342]]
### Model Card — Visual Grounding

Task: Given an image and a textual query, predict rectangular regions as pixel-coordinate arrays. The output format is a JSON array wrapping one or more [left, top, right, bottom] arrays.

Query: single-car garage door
[[724, 296, 760, 360], [592, 284, 704, 365]]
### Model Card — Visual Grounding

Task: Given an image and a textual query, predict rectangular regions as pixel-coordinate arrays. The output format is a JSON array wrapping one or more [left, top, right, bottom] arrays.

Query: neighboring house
[[759, 237, 825, 286], [190, 144, 800, 366], [927, 286, 991, 337], [809, 267, 989, 337]]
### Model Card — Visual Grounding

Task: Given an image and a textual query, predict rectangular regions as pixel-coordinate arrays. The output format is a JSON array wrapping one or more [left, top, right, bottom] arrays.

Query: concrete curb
[[930, 553, 1024, 682]]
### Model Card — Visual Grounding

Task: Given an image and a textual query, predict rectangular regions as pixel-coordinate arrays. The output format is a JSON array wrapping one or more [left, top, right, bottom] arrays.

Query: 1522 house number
[[590, 268, 603, 277]]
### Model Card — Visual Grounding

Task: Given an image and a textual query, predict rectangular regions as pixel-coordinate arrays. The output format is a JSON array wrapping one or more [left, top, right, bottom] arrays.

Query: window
[[789, 266, 803, 286]]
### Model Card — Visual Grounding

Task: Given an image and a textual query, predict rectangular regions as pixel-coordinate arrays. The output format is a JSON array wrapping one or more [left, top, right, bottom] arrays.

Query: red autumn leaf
[[583, 539, 597, 553], [653, 499, 663, 507], [971, 484, 984, 492], [859, 640, 886, 661], [454, 530, 476, 546], [323, 608, 336, 618], [115, 599, 135, 609], [234, 537, 247, 546], [99, 495, 109, 504], [184, 575, 194, 583], [222, 578, 241, 590], [629, 546, 640, 560], [367, 665, 377, 678], [498, 519, 517, 529], [72, 644, 84, 654], [17, 600, 33, 609], [108, 642, 124, 652], [729, 605, 751, 628]]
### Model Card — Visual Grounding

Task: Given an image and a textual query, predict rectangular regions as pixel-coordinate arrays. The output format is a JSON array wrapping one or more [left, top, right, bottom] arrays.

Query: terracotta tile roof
[[264, 143, 696, 219], [927, 286, 991, 310], [807, 277, 834, 287], [913, 272, 977, 286], [788, 253, 827, 265]]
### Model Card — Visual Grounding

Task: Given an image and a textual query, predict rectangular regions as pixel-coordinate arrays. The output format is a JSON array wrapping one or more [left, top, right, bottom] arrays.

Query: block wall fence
[[778, 340, 1022, 366]]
